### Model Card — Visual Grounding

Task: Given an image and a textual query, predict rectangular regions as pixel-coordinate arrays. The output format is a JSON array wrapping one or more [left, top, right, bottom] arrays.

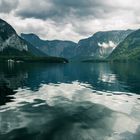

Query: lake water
[[0, 62, 140, 140]]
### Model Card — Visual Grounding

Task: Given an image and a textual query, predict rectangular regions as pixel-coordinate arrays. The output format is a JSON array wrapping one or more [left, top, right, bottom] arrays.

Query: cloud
[[98, 41, 116, 49], [15, 0, 140, 22], [15, 0, 113, 21], [0, 0, 19, 13], [0, 0, 140, 41]]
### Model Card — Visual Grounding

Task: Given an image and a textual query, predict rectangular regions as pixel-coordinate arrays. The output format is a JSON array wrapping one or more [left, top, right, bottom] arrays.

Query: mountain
[[74, 30, 133, 60], [21, 30, 133, 60], [108, 29, 140, 61], [21, 33, 77, 59], [0, 19, 46, 57]]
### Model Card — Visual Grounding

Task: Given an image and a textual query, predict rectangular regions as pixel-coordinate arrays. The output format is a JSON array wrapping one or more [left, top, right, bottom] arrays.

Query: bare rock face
[[0, 19, 28, 52], [76, 30, 134, 59], [21, 33, 77, 59], [0, 19, 46, 57], [21, 30, 133, 60]]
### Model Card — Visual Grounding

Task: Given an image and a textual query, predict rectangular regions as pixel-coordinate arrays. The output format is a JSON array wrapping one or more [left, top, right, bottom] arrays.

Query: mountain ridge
[[75, 30, 134, 60], [21, 33, 77, 59], [21, 30, 134, 60], [0, 18, 46, 57], [108, 29, 140, 61], [0, 18, 69, 63], [1, 18, 139, 61]]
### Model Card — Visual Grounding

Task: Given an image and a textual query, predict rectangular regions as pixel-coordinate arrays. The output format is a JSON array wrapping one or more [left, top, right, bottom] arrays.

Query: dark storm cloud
[[1, 0, 140, 41], [0, 0, 19, 13], [15, 0, 111, 21]]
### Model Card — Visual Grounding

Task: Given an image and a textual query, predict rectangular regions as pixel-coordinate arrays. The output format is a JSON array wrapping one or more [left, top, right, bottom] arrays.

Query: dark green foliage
[[75, 30, 133, 59], [0, 48, 68, 63], [109, 29, 140, 61], [0, 47, 33, 57], [0, 55, 68, 63]]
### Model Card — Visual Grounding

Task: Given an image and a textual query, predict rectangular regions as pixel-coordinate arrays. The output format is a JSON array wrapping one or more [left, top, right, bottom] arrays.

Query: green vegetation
[[0, 47, 68, 63], [108, 29, 140, 61], [0, 56, 68, 63], [0, 47, 33, 57]]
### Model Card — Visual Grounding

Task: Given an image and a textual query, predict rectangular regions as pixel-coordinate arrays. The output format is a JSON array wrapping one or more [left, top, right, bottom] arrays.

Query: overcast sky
[[0, 0, 140, 42]]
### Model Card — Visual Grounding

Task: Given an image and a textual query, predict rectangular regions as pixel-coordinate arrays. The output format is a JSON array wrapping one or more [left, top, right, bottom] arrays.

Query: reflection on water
[[0, 62, 140, 140], [0, 82, 16, 105]]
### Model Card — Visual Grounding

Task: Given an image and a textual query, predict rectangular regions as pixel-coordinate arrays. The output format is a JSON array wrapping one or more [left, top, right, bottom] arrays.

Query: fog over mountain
[[109, 29, 140, 60], [21, 30, 133, 59], [75, 30, 133, 59]]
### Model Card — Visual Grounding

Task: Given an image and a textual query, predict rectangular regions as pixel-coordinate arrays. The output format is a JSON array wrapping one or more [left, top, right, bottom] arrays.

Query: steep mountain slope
[[21, 33, 77, 59], [75, 30, 133, 60], [108, 29, 140, 60], [21, 30, 133, 60], [0, 19, 46, 57]]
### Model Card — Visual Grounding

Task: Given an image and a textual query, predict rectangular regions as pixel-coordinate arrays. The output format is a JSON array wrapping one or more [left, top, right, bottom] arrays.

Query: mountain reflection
[[0, 62, 140, 140], [0, 82, 16, 105], [110, 62, 140, 93], [0, 62, 140, 94]]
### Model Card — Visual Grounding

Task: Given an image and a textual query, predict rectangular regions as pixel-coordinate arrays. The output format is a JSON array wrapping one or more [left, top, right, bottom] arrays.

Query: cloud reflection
[[0, 82, 140, 140]]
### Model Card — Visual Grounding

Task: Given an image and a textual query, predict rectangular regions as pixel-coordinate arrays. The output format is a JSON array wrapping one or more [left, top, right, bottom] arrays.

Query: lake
[[0, 62, 140, 140]]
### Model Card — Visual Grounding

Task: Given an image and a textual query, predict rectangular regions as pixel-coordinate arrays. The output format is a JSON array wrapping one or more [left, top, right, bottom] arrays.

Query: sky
[[0, 0, 140, 42]]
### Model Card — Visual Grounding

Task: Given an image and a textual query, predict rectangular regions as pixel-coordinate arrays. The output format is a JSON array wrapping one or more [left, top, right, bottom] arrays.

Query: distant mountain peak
[[21, 33, 41, 40], [21, 33, 77, 58], [0, 19, 17, 41], [0, 18, 47, 57], [21, 30, 134, 59], [76, 29, 134, 59]]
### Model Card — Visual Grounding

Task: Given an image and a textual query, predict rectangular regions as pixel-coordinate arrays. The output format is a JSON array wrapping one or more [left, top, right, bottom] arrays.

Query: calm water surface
[[0, 62, 140, 140]]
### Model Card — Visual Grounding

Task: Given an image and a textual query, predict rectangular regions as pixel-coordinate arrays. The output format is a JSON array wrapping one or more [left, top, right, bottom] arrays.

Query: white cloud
[[98, 41, 116, 49], [0, 0, 140, 42]]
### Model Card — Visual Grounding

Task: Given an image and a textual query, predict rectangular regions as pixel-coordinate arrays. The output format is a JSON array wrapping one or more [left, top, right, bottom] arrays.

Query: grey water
[[0, 62, 140, 140]]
